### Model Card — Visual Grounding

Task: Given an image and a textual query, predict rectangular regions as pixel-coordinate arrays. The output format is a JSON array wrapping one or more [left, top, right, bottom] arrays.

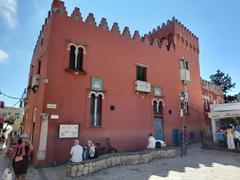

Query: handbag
[[15, 155, 23, 162], [14, 145, 24, 162], [2, 168, 13, 180]]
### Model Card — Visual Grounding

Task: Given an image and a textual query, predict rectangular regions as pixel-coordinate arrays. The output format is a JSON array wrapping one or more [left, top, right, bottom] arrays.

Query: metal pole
[[180, 108, 183, 157]]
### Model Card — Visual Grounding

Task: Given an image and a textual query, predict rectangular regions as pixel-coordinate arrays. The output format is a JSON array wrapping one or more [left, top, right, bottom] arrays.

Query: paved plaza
[[1, 144, 240, 180]]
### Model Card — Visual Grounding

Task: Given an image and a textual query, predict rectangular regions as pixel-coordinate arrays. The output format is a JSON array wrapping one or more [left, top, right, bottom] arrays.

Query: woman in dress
[[224, 126, 235, 150], [11, 133, 33, 180]]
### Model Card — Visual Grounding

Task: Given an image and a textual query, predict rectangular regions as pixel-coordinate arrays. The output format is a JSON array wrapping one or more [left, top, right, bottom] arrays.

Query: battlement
[[173, 17, 198, 40], [147, 17, 199, 53], [33, 10, 51, 56], [201, 79, 224, 96], [33, 0, 200, 58]]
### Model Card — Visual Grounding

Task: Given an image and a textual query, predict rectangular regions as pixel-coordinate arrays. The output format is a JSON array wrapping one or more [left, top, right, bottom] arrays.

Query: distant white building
[[208, 103, 240, 141], [236, 93, 240, 102], [0, 107, 24, 133]]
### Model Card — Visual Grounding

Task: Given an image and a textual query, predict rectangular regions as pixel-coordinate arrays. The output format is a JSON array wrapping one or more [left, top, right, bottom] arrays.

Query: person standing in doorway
[[224, 126, 235, 150]]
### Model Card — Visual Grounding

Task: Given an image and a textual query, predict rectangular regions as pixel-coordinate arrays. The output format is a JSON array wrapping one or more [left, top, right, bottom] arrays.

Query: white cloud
[[0, 49, 9, 62], [0, 0, 17, 29]]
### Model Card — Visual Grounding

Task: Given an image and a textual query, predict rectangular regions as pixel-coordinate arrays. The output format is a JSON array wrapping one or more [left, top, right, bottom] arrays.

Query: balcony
[[31, 73, 40, 92], [135, 80, 151, 93]]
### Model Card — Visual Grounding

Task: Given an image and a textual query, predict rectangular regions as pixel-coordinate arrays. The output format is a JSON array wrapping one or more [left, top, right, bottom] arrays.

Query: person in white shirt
[[87, 140, 96, 159], [147, 133, 156, 149], [70, 139, 83, 163], [233, 129, 240, 150]]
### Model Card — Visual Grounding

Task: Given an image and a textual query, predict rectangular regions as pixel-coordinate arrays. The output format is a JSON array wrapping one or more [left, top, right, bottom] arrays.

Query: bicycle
[[95, 138, 118, 155]]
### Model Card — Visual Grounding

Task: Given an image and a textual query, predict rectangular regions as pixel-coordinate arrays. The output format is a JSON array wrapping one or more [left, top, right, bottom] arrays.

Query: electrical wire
[[11, 100, 20, 107], [0, 91, 21, 100]]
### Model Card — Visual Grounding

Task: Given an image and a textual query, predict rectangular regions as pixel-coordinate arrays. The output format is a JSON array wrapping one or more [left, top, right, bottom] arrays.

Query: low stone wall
[[67, 148, 176, 177]]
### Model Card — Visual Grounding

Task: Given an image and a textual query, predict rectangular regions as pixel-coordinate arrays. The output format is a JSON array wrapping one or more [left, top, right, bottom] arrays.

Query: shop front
[[208, 103, 240, 141]]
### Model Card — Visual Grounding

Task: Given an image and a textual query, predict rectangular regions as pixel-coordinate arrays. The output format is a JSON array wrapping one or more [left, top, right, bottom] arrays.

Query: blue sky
[[0, 0, 239, 107]]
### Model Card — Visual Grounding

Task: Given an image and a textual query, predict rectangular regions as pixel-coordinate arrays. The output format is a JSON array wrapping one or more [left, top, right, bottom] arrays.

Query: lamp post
[[179, 91, 187, 156]]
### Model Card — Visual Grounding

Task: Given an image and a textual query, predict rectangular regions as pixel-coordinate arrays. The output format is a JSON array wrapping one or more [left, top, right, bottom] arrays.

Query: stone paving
[[1, 144, 240, 180]]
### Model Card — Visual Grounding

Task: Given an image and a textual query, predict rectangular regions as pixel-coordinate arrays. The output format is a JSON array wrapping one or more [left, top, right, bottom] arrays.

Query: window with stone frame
[[89, 93, 102, 127], [136, 65, 147, 81], [68, 44, 85, 71], [180, 59, 189, 70]]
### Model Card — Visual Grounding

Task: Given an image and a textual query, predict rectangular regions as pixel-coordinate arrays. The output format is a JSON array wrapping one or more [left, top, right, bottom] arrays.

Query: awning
[[208, 110, 240, 118]]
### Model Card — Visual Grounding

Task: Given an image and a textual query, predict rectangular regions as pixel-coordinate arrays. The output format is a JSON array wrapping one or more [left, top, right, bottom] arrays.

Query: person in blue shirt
[[216, 129, 226, 147]]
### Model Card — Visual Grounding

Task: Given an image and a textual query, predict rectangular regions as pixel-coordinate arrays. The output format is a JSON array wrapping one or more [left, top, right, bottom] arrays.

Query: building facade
[[201, 79, 224, 128], [0, 106, 24, 133], [208, 103, 240, 141], [24, 0, 204, 166]]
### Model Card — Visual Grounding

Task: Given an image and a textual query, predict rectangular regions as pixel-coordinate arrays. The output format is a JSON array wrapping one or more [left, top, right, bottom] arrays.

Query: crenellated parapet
[[201, 79, 224, 96], [33, 0, 200, 57], [172, 17, 199, 55], [71, 7, 82, 21], [99, 18, 109, 30], [33, 10, 52, 58], [147, 17, 199, 54], [122, 27, 131, 38], [51, 0, 67, 15], [47, 1, 179, 52], [111, 23, 120, 34]]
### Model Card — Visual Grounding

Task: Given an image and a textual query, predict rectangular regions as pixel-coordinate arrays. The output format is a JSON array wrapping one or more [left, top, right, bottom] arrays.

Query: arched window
[[96, 95, 102, 126], [152, 100, 164, 114], [69, 45, 76, 70], [185, 101, 189, 115], [90, 94, 95, 126], [158, 101, 163, 114], [167, 33, 174, 49], [153, 100, 158, 113], [89, 92, 103, 127], [77, 47, 84, 71]]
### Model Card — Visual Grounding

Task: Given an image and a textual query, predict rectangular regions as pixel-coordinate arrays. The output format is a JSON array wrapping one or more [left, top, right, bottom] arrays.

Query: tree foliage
[[225, 95, 237, 103], [210, 69, 235, 94], [4, 113, 16, 125]]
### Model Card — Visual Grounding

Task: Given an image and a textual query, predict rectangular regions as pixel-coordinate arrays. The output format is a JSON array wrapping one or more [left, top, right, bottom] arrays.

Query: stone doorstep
[[67, 148, 176, 177]]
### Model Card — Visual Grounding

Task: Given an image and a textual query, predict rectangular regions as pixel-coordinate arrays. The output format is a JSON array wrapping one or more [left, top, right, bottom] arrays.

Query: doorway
[[30, 107, 37, 144], [154, 116, 164, 140]]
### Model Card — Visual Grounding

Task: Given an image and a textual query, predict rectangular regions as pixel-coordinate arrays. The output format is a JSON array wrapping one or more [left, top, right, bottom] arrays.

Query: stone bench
[[66, 148, 176, 177]]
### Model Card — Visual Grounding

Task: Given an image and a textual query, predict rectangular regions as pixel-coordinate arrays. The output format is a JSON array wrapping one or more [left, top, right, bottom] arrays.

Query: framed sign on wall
[[58, 124, 79, 139]]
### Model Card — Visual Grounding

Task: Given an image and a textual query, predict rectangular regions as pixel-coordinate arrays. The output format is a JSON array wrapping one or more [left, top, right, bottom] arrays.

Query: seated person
[[87, 140, 96, 159], [70, 139, 83, 163], [147, 133, 156, 149]]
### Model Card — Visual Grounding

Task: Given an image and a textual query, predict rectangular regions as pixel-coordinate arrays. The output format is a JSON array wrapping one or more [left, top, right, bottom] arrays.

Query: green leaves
[[210, 69, 236, 94], [210, 69, 237, 103]]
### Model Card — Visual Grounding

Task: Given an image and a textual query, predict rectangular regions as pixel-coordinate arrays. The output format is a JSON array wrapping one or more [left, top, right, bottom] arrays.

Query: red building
[[201, 79, 224, 128], [24, 0, 204, 166]]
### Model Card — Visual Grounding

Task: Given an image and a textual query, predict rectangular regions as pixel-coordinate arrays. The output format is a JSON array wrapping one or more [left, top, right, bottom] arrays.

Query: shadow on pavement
[[1, 143, 240, 180]]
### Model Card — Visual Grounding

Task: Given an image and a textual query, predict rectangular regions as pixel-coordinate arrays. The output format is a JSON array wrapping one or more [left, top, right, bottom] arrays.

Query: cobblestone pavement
[[1, 144, 240, 180]]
